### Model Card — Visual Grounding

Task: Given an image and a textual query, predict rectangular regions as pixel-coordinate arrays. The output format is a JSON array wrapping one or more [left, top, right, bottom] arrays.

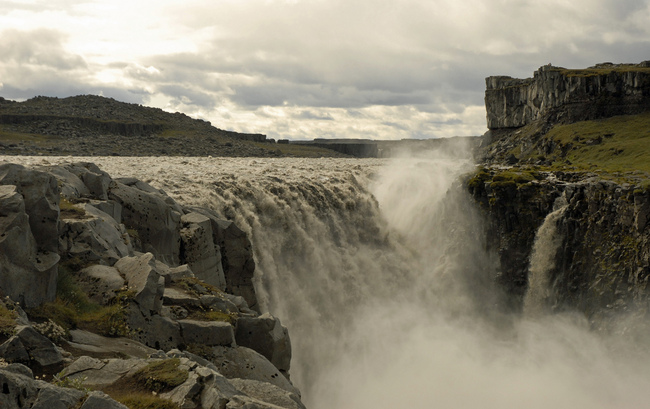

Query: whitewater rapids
[[6, 152, 650, 409]]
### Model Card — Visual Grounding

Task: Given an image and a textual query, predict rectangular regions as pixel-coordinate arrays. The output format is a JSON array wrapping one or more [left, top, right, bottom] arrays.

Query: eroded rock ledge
[[0, 161, 302, 409]]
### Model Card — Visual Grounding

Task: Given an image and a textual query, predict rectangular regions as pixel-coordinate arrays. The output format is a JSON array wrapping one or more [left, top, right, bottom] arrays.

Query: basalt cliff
[[472, 62, 650, 325]]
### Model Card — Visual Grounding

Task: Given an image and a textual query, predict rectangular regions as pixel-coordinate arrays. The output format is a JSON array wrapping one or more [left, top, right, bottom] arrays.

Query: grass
[[27, 264, 132, 338], [544, 112, 650, 174], [0, 303, 17, 339], [59, 197, 91, 220], [103, 359, 188, 409], [0, 125, 56, 144], [555, 66, 650, 77]]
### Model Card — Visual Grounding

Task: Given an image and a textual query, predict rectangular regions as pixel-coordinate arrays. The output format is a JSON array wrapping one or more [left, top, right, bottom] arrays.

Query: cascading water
[[523, 195, 569, 317], [9, 152, 650, 409]]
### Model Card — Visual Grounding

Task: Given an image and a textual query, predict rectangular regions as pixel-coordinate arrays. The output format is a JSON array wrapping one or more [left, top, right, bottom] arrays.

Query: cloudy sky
[[1, 0, 649, 140]]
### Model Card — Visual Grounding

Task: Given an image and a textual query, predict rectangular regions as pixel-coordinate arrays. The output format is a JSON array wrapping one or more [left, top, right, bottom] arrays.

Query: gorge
[[1, 62, 650, 408]]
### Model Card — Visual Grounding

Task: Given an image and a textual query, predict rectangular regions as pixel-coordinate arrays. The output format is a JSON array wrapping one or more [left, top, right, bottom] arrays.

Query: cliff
[[472, 62, 650, 326], [0, 161, 304, 409], [485, 62, 650, 130]]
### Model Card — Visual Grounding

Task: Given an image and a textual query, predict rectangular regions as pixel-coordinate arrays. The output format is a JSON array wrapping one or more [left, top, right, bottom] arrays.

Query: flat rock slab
[[68, 330, 156, 359]]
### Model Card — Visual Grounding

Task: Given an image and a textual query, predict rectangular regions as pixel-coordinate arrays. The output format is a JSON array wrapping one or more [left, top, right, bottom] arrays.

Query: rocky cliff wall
[[468, 169, 650, 323], [485, 62, 650, 129]]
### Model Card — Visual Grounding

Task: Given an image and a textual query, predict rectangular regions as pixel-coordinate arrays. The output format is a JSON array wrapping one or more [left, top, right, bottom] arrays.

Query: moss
[[0, 303, 17, 338], [59, 197, 91, 220], [27, 267, 133, 337], [131, 359, 188, 393], [188, 309, 237, 325]]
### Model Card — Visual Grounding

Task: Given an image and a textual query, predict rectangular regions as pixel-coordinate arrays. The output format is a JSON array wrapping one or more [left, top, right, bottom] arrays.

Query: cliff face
[[468, 169, 650, 320], [485, 62, 650, 129]]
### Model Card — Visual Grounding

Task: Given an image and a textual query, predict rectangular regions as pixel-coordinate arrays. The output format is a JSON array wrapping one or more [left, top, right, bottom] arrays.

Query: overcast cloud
[[1, 0, 649, 140]]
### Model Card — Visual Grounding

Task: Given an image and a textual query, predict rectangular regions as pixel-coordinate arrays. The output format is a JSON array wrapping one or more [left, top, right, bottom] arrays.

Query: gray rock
[[211, 347, 299, 396], [225, 395, 288, 409], [0, 162, 60, 253], [60, 204, 132, 265], [127, 311, 183, 351], [115, 253, 164, 315], [163, 287, 201, 308], [76, 265, 125, 305], [184, 207, 257, 310], [80, 391, 129, 409], [14, 325, 64, 368], [235, 313, 291, 372], [230, 379, 305, 409], [108, 180, 182, 266], [65, 357, 147, 387], [0, 184, 59, 307], [67, 330, 156, 359], [63, 162, 113, 201], [180, 212, 226, 289], [87, 199, 123, 224], [179, 319, 235, 347], [31, 382, 86, 409], [47, 166, 91, 199], [159, 263, 195, 285], [0, 367, 38, 409]]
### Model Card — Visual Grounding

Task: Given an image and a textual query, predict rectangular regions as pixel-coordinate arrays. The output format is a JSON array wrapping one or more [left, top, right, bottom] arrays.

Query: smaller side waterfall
[[523, 194, 568, 317]]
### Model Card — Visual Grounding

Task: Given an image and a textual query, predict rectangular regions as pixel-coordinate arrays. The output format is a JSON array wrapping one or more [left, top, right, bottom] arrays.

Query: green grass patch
[[59, 197, 91, 220], [27, 265, 132, 337], [0, 303, 17, 339], [555, 66, 650, 77], [102, 359, 187, 409], [543, 112, 650, 174]]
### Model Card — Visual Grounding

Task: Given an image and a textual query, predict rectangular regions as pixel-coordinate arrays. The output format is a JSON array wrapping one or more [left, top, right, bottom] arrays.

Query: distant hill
[[0, 95, 347, 157]]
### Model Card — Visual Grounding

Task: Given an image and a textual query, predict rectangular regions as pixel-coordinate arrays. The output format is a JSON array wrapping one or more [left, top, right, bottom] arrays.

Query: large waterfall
[[9, 152, 650, 409]]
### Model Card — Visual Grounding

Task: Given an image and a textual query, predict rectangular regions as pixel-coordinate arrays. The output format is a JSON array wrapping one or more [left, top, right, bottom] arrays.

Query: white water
[[6, 153, 650, 409], [523, 195, 569, 317]]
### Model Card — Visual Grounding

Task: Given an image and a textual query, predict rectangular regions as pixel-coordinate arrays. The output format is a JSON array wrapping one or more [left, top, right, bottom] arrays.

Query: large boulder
[[0, 185, 59, 307], [235, 313, 291, 372], [0, 325, 64, 369], [0, 162, 60, 253], [61, 162, 113, 201], [59, 204, 132, 265], [108, 180, 182, 266], [114, 253, 165, 315], [180, 212, 226, 289], [185, 207, 257, 310], [75, 265, 125, 305]]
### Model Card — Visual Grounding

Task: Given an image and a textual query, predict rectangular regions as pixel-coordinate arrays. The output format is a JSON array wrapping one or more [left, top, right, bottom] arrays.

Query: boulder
[[63, 162, 113, 201], [0, 185, 58, 307], [67, 329, 156, 359], [126, 311, 183, 351], [185, 207, 257, 310], [178, 319, 235, 347], [108, 180, 182, 266], [0, 162, 60, 253], [80, 391, 129, 409], [230, 379, 305, 409], [114, 253, 164, 315], [180, 212, 226, 289], [211, 346, 299, 395], [75, 265, 125, 305], [235, 313, 291, 372], [59, 204, 132, 265], [46, 166, 91, 200]]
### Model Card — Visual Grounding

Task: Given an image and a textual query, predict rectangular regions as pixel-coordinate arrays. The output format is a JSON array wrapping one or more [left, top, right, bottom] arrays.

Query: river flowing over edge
[[4, 153, 650, 409]]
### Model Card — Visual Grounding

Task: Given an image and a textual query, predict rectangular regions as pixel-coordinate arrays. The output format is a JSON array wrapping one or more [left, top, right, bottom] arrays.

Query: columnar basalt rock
[[485, 62, 650, 130]]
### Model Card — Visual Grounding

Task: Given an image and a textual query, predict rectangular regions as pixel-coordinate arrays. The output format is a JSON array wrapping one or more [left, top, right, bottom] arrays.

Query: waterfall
[[11, 154, 650, 409], [523, 195, 568, 317]]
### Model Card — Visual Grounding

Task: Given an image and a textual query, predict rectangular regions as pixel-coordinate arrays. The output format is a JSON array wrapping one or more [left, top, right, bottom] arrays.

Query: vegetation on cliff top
[[555, 65, 650, 77]]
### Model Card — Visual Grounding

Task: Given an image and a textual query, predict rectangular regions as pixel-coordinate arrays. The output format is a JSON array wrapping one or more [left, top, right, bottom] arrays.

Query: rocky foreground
[[0, 161, 303, 409]]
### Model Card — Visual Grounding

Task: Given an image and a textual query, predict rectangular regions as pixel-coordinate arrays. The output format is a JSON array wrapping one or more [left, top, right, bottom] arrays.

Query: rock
[[31, 382, 86, 409], [185, 207, 257, 310], [127, 311, 183, 351], [63, 162, 113, 201], [67, 330, 156, 359], [485, 63, 650, 129], [0, 367, 39, 408], [60, 204, 132, 266], [212, 346, 299, 396], [0, 162, 60, 253], [158, 263, 195, 286], [0, 184, 59, 307], [180, 212, 226, 290], [163, 287, 201, 308], [47, 166, 91, 199], [108, 180, 182, 266], [14, 325, 64, 368], [64, 357, 147, 387], [87, 199, 123, 224], [235, 313, 291, 372], [114, 253, 164, 315], [230, 379, 305, 409], [178, 319, 235, 347], [80, 391, 129, 409], [161, 364, 240, 409], [76, 265, 125, 305]]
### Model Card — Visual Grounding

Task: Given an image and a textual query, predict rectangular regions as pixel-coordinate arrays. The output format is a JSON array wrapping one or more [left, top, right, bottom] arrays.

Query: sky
[[1, 0, 649, 141]]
